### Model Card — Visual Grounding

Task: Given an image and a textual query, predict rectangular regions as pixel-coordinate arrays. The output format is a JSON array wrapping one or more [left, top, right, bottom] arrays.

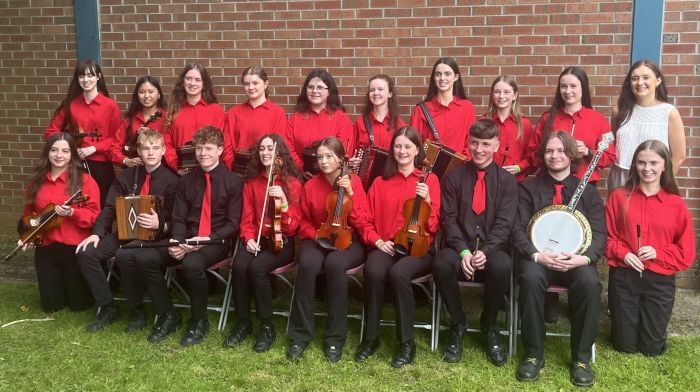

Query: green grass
[[0, 281, 699, 391]]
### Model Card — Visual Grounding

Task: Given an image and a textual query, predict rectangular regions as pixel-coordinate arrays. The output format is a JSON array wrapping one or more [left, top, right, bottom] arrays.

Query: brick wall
[[0, 0, 697, 287]]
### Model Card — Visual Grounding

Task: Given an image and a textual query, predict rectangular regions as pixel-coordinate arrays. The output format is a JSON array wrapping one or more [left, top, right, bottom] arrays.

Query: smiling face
[[184, 68, 203, 101], [544, 136, 572, 175], [559, 74, 582, 108], [316, 145, 341, 175], [258, 137, 276, 168], [433, 63, 459, 95], [243, 74, 268, 102], [49, 139, 71, 171], [305, 77, 329, 111], [368, 77, 391, 108], [78, 68, 99, 94], [138, 81, 159, 110], [491, 81, 518, 112], [634, 148, 664, 187], [392, 134, 418, 170], [138, 138, 165, 170], [468, 135, 499, 169], [630, 64, 662, 103], [195, 142, 222, 172]]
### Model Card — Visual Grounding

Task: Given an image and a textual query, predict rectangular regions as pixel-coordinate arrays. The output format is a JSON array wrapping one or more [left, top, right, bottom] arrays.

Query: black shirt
[[440, 161, 518, 256], [512, 173, 607, 263], [92, 164, 179, 238], [171, 163, 243, 242]]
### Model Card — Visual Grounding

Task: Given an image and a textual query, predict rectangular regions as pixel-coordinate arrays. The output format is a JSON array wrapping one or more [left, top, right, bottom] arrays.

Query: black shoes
[[286, 342, 307, 361], [516, 357, 545, 382], [354, 339, 380, 362], [442, 323, 467, 363], [180, 319, 209, 347], [125, 306, 147, 333], [253, 322, 276, 353], [147, 310, 181, 343], [485, 327, 508, 366], [222, 320, 252, 348], [570, 361, 595, 387], [325, 344, 343, 363], [86, 303, 119, 332], [391, 340, 416, 368]]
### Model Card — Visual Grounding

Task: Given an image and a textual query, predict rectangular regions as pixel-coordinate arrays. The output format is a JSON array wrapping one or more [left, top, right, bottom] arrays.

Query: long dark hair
[[125, 76, 167, 136], [487, 75, 524, 139], [245, 134, 303, 200], [241, 66, 270, 98], [54, 59, 110, 132], [166, 63, 218, 131], [25, 133, 85, 207], [612, 60, 669, 135], [544, 66, 592, 134], [382, 126, 425, 180], [625, 139, 679, 195], [294, 69, 344, 114], [362, 74, 400, 132], [424, 57, 466, 101]]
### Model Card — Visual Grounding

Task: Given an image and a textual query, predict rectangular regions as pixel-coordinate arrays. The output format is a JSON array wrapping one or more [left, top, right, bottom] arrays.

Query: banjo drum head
[[528, 206, 590, 255]]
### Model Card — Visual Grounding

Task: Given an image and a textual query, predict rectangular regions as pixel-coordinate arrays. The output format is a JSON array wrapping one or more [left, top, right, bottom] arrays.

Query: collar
[[80, 93, 107, 106], [634, 186, 667, 202], [431, 95, 464, 108], [245, 99, 271, 110], [45, 169, 69, 183], [187, 99, 210, 108], [491, 112, 515, 124]]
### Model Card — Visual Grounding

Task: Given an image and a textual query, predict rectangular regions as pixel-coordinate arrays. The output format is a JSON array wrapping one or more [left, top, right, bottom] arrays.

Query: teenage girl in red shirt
[[18, 133, 101, 312]]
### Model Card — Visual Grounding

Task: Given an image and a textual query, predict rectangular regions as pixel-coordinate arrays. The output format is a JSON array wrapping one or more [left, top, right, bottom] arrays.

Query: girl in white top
[[609, 60, 686, 190]]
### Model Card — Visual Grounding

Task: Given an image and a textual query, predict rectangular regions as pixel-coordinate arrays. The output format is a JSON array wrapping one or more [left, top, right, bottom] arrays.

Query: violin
[[4, 190, 89, 261], [122, 110, 163, 158], [394, 160, 433, 257], [316, 161, 353, 251], [63, 127, 102, 142], [255, 143, 284, 255]]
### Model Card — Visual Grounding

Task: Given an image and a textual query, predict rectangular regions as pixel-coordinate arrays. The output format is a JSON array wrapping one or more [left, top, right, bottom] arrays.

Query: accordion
[[176, 142, 198, 173], [115, 195, 163, 241], [302, 146, 321, 175], [354, 146, 389, 191], [232, 147, 255, 176], [423, 140, 469, 180]]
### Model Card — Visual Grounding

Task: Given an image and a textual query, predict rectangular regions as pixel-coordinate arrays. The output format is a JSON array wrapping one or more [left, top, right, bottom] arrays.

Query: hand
[[246, 239, 260, 253], [18, 239, 34, 251], [472, 250, 486, 270], [538, 251, 569, 272], [76, 234, 100, 253], [416, 182, 430, 203], [54, 204, 73, 217], [184, 236, 210, 252], [502, 165, 519, 175], [347, 156, 362, 171], [337, 174, 353, 196], [268, 185, 287, 206], [624, 251, 645, 273], [460, 253, 475, 279], [637, 246, 657, 261], [124, 157, 144, 167], [78, 146, 97, 159], [575, 140, 588, 158], [177, 168, 191, 176], [168, 239, 186, 260], [377, 240, 395, 256], [303, 171, 314, 180], [136, 208, 159, 230], [559, 252, 589, 268]]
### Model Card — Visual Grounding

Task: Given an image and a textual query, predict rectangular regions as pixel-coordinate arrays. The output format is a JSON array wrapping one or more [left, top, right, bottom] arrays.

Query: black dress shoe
[[148, 310, 181, 343], [86, 303, 120, 332], [485, 327, 508, 366], [286, 342, 307, 361], [325, 344, 343, 363], [253, 322, 276, 353], [442, 323, 467, 363], [222, 319, 252, 348], [180, 318, 209, 347], [125, 306, 147, 333], [391, 340, 416, 368], [570, 361, 595, 387], [354, 339, 380, 362], [516, 357, 545, 382]]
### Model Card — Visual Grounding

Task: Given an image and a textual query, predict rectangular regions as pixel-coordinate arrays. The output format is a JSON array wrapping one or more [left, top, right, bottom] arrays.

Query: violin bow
[[255, 141, 278, 256]]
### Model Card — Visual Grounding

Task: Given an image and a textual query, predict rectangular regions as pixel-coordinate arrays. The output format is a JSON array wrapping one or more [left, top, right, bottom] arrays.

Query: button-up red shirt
[[110, 109, 177, 170], [239, 174, 303, 242], [354, 113, 407, 150], [223, 100, 287, 169], [285, 109, 355, 171], [484, 113, 535, 182], [167, 100, 225, 168], [409, 96, 476, 157]]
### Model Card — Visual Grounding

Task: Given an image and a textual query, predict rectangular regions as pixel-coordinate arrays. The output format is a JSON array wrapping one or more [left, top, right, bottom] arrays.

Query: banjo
[[527, 132, 614, 255]]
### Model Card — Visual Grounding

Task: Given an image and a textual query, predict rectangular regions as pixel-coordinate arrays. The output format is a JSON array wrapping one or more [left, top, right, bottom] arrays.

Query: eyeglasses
[[306, 85, 329, 92]]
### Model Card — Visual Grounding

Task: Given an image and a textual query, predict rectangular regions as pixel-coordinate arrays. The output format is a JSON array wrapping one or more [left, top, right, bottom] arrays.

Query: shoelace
[[525, 357, 538, 365], [575, 362, 588, 369]]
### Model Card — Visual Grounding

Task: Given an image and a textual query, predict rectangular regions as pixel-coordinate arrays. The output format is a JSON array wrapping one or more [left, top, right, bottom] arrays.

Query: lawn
[[1, 279, 699, 391]]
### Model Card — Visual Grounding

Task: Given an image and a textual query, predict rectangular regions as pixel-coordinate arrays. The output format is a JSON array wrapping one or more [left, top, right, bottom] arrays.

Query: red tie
[[472, 170, 486, 215], [198, 172, 212, 236], [139, 174, 151, 196], [553, 183, 564, 205]]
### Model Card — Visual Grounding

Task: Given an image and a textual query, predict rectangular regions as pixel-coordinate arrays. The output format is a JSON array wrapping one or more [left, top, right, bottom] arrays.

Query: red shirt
[[110, 109, 178, 170], [606, 187, 696, 276], [167, 100, 225, 166], [354, 113, 407, 150], [23, 171, 101, 246], [298, 173, 372, 241], [240, 174, 303, 242], [45, 94, 122, 163], [409, 96, 476, 157], [285, 109, 355, 170], [528, 107, 614, 182], [223, 100, 287, 169], [364, 169, 441, 245], [485, 113, 535, 183]]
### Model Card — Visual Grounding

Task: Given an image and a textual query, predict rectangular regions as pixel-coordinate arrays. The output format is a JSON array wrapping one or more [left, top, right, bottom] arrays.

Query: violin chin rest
[[316, 238, 337, 251], [394, 245, 408, 256]]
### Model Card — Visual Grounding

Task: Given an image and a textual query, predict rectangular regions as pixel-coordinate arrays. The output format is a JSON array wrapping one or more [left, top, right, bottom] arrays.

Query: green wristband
[[459, 249, 472, 258]]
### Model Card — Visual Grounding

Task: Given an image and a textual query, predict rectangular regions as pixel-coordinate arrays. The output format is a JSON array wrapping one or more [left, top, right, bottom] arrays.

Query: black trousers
[[608, 266, 675, 356], [433, 247, 511, 328], [518, 259, 601, 363], [76, 233, 120, 307], [363, 247, 433, 343], [287, 238, 365, 347], [84, 159, 115, 209], [232, 236, 295, 322], [116, 240, 172, 314], [34, 242, 93, 312]]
